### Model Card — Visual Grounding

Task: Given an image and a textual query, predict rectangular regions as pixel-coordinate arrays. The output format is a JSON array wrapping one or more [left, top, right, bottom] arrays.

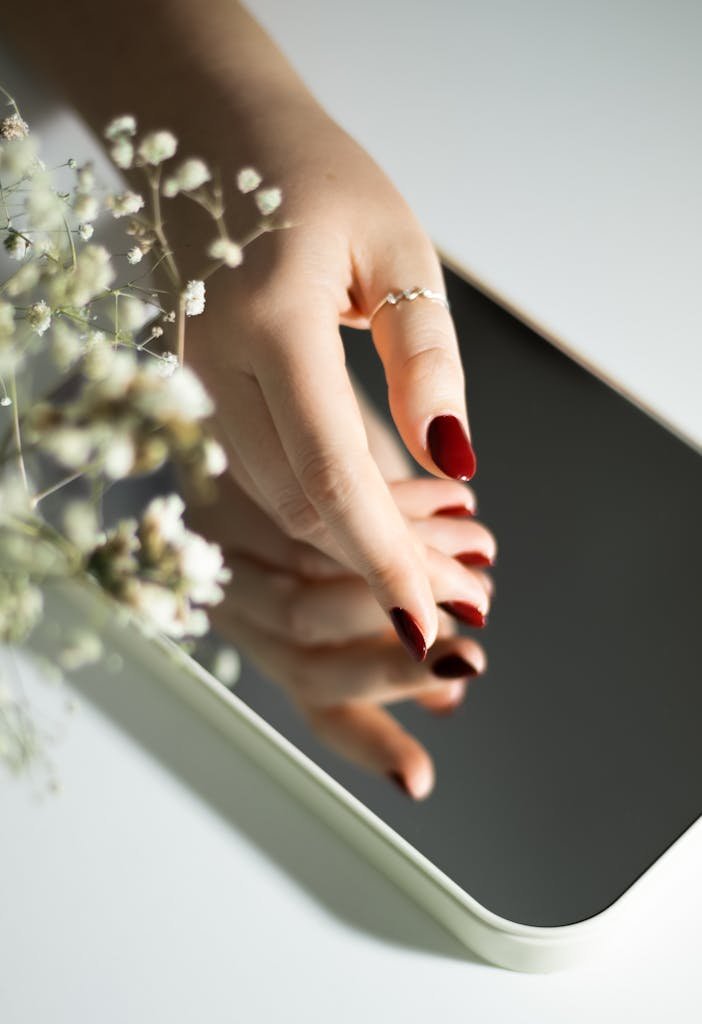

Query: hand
[[187, 471, 496, 801], [183, 95, 477, 662]]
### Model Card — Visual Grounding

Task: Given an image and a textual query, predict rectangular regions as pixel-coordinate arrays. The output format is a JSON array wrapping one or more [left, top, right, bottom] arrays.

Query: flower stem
[[9, 369, 29, 494]]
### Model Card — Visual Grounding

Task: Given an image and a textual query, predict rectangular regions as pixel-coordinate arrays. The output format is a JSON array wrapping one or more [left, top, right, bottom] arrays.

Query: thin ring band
[[369, 286, 450, 325]]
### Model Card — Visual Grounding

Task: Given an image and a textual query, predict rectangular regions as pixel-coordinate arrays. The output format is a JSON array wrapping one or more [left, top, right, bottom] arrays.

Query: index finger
[[250, 301, 439, 659]]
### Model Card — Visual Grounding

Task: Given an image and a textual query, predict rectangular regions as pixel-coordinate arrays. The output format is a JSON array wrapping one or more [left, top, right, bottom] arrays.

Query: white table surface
[[249, 0, 702, 449], [1, 7, 701, 1021]]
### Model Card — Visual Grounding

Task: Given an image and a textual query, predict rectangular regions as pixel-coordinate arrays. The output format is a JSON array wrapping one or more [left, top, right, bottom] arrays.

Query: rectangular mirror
[[221, 268, 702, 929]]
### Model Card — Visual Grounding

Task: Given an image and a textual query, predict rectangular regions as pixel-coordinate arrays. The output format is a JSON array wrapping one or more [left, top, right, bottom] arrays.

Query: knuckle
[[275, 487, 323, 542], [399, 340, 461, 391], [298, 449, 359, 521]]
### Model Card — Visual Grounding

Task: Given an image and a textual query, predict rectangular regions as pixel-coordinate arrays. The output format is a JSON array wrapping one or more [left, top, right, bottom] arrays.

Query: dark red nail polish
[[455, 551, 494, 568], [387, 770, 411, 796], [439, 601, 487, 628], [390, 607, 427, 661], [431, 653, 479, 678], [435, 504, 476, 518], [427, 416, 477, 481]]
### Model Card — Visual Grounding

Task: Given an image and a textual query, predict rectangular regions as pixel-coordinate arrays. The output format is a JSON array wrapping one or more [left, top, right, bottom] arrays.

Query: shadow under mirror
[[221, 268, 702, 928]]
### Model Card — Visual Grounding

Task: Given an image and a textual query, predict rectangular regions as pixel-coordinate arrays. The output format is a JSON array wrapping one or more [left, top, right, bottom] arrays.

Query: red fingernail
[[427, 416, 477, 481], [455, 551, 494, 568], [439, 601, 487, 628], [387, 770, 411, 796], [435, 504, 476, 518], [431, 653, 479, 678], [390, 607, 427, 661]]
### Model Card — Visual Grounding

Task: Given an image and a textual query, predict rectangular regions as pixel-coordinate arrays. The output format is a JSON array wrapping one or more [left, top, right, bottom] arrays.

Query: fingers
[[388, 477, 478, 519], [362, 236, 476, 482], [249, 303, 439, 657], [303, 702, 435, 801], [222, 541, 491, 647], [216, 583, 486, 707]]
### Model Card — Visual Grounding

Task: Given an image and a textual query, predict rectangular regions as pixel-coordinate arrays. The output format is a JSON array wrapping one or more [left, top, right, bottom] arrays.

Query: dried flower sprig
[[0, 88, 286, 783]]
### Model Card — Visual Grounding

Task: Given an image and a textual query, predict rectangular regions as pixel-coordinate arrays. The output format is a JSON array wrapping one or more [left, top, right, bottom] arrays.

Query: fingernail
[[427, 415, 477, 481], [387, 770, 411, 796], [439, 601, 487, 628], [455, 551, 494, 568], [431, 653, 479, 678], [435, 503, 476, 518], [390, 607, 427, 661]]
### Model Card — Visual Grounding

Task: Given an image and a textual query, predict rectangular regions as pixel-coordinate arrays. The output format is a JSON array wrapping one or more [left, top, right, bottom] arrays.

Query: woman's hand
[[184, 95, 476, 662], [187, 472, 496, 801], [5, 0, 482, 662]]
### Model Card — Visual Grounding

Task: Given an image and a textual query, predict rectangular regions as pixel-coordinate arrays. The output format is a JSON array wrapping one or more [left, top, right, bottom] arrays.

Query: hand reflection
[[188, 467, 495, 801]]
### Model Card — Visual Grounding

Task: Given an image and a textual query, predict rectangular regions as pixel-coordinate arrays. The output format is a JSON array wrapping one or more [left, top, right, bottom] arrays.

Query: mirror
[[218, 268, 702, 927]]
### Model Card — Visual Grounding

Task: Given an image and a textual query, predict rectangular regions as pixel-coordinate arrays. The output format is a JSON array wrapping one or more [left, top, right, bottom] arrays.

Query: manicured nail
[[390, 607, 427, 661], [431, 653, 479, 678], [435, 503, 476, 518], [455, 551, 494, 568], [439, 601, 487, 628], [427, 415, 477, 481], [387, 770, 411, 796]]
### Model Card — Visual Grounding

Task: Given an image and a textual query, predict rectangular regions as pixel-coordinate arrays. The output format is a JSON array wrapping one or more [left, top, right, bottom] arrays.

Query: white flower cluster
[[29, 348, 225, 487], [86, 494, 231, 639], [183, 279, 206, 316], [163, 158, 211, 197]]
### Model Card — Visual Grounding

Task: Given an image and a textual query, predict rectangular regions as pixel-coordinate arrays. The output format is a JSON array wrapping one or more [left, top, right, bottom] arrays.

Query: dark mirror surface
[[224, 269, 702, 927]]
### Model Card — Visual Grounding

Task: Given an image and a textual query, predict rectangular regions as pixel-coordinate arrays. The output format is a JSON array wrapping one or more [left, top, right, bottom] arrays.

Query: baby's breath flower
[[3, 233, 29, 260], [73, 194, 99, 222], [126, 245, 143, 265], [0, 136, 39, 178], [104, 114, 137, 140], [142, 494, 186, 545], [157, 351, 179, 377], [211, 646, 240, 686], [202, 438, 227, 476], [26, 300, 52, 336], [183, 279, 205, 316], [4, 261, 41, 297], [48, 244, 115, 307], [236, 167, 262, 193], [254, 187, 282, 216], [163, 158, 211, 196], [207, 237, 242, 268], [78, 223, 94, 241], [50, 320, 84, 370], [25, 181, 65, 230], [103, 432, 136, 479], [40, 425, 93, 468], [0, 112, 29, 141], [63, 500, 102, 552], [110, 137, 134, 169], [138, 130, 177, 166], [106, 190, 145, 218]]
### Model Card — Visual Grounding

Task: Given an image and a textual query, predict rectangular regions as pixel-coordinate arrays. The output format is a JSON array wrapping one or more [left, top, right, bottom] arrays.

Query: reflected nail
[[427, 415, 477, 481], [387, 770, 411, 796], [435, 504, 476, 518], [455, 551, 494, 568], [431, 653, 479, 678], [439, 601, 487, 628], [390, 607, 427, 661]]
